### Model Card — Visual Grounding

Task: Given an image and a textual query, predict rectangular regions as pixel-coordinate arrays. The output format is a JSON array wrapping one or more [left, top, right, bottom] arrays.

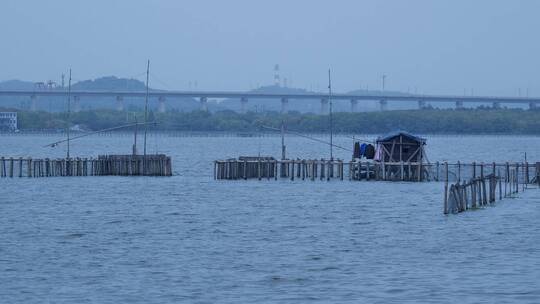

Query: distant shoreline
[[2, 108, 540, 135], [2, 130, 540, 138]]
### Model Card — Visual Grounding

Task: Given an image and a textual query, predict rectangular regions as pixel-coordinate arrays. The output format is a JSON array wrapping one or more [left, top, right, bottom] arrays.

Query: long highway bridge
[[0, 90, 538, 113]]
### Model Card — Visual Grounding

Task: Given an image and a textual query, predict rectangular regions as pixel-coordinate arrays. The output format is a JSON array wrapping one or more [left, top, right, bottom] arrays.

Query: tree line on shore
[[7, 108, 540, 134]]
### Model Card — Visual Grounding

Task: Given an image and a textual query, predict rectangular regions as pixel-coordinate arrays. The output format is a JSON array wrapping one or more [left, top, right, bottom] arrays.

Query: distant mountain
[[72, 76, 147, 91], [0, 80, 35, 90], [0, 76, 148, 91], [0, 76, 200, 111]]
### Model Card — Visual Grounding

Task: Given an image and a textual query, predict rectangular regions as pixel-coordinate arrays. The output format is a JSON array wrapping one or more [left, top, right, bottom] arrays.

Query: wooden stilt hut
[[375, 131, 427, 181]]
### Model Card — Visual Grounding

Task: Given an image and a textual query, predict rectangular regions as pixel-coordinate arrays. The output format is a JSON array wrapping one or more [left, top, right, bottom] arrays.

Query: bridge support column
[[492, 102, 501, 109], [116, 96, 124, 111], [30, 95, 37, 111], [320, 98, 329, 114], [418, 100, 426, 109], [200, 97, 208, 112], [379, 100, 388, 111], [350, 99, 358, 112], [455, 101, 464, 109], [158, 96, 166, 113], [240, 97, 248, 114], [529, 102, 537, 110], [280, 98, 288, 114], [72, 96, 81, 112]]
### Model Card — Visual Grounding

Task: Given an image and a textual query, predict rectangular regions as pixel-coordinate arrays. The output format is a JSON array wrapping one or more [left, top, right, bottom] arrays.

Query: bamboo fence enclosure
[[443, 164, 529, 214], [215, 157, 540, 184], [0, 154, 172, 178]]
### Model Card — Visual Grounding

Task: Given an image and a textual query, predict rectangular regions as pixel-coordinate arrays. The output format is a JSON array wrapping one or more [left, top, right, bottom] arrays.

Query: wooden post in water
[[444, 162, 449, 214], [10, 157, 14, 178], [505, 162, 510, 196], [265, 159, 269, 180], [457, 161, 461, 183], [525, 162, 529, 186], [418, 158, 422, 182], [519, 162, 523, 190], [516, 163, 520, 193], [301, 160, 306, 181], [27, 158, 32, 178], [481, 163, 487, 205], [257, 157, 261, 180], [498, 169, 502, 200], [400, 161, 404, 181], [537, 162, 540, 187], [291, 160, 295, 180], [320, 160, 324, 181]]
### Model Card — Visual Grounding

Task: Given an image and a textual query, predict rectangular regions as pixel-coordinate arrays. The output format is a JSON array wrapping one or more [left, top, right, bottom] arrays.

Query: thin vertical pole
[[328, 69, 333, 160], [281, 120, 286, 160], [133, 117, 138, 155], [66, 69, 72, 158], [143, 60, 150, 157], [444, 162, 449, 214], [143, 60, 150, 174]]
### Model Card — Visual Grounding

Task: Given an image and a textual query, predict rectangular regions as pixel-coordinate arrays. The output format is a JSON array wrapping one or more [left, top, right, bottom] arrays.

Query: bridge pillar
[[379, 100, 388, 111], [116, 96, 124, 111], [280, 98, 288, 114], [158, 96, 166, 113], [72, 96, 81, 112], [492, 102, 501, 109], [350, 99, 358, 112], [240, 97, 248, 114], [30, 95, 37, 111], [418, 100, 426, 109], [320, 98, 329, 114], [455, 101, 464, 109], [200, 97, 208, 112], [529, 102, 537, 110]]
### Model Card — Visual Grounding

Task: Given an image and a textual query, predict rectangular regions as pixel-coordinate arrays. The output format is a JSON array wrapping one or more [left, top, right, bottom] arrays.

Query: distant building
[[0, 112, 18, 131]]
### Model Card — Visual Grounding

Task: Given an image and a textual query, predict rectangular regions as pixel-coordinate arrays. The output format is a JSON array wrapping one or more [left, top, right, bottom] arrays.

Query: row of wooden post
[[215, 159, 426, 181], [443, 162, 534, 214], [0, 155, 172, 178], [214, 159, 345, 181], [434, 161, 537, 183], [348, 161, 424, 181], [215, 159, 540, 184]]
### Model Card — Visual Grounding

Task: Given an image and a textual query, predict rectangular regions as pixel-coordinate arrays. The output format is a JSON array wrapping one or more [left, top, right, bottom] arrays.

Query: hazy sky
[[1, 0, 539, 95]]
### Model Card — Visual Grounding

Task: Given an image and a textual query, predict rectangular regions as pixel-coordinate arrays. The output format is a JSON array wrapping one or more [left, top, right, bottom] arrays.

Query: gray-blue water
[[1, 134, 539, 303]]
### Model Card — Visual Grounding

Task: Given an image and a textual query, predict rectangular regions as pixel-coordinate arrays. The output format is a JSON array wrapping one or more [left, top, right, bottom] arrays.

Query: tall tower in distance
[[274, 64, 280, 87]]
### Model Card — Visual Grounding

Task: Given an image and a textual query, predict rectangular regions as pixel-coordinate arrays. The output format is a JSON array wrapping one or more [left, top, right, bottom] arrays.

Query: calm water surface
[[1, 134, 539, 303]]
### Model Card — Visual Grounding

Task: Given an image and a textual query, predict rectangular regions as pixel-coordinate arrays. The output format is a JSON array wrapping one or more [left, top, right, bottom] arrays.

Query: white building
[[0, 112, 18, 131]]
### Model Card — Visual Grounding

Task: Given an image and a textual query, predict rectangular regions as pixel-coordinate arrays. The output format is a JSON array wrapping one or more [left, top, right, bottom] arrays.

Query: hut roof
[[376, 130, 426, 144]]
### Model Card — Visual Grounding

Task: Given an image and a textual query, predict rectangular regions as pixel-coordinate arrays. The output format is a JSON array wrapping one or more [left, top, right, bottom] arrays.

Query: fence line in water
[[215, 158, 540, 183], [443, 162, 539, 214], [0, 155, 172, 178]]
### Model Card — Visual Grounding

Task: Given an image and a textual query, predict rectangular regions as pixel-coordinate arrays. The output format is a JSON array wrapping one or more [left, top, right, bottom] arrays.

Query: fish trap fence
[[215, 158, 540, 184], [443, 164, 530, 214], [424, 162, 539, 184], [0, 155, 172, 178], [214, 158, 347, 181]]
